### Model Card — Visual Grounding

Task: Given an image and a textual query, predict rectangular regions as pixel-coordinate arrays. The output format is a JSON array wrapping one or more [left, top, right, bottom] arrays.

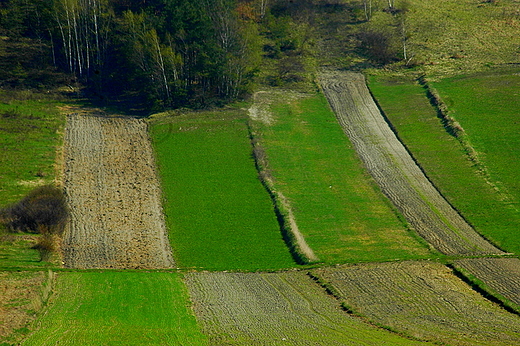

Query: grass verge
[[22, 271, 207, 346], [149, 109, 297, 271], [368, 72, 520, 255], [250, 91, 434, 264]]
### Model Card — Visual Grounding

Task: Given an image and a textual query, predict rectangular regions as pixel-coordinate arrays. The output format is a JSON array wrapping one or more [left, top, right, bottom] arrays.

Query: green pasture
[[368, 72, 520, 255], [0, 91, 65, 207], [150, 110, 296, 271], [22, 271, 207, 346], [252, 92, 433, 264]]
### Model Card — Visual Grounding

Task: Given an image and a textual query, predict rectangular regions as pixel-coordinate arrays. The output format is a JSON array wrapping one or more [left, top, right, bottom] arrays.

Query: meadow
[[150, 109, 297, 271], [0, 91, 65, 206], [367, 72, 520, 255], [21, 271, 207, 346], [250, 91, 434, 264]]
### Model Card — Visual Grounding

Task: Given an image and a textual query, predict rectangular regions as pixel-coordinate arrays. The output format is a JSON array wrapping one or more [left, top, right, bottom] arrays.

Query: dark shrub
[[2, 185, 68, 235]]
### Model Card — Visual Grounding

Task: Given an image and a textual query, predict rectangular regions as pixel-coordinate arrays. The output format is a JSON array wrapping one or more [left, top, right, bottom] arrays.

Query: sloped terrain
[[313, 262, 520, 346], [319, 70, 501, 256], [185, 271, 422, 346]]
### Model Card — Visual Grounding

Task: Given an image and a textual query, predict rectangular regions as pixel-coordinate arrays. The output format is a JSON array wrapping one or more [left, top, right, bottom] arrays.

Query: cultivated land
[[21, 272, 207, 345], [62, 114, 174, 269], [150, 110, 296, 271], [319, 70, 501, 256], [2, 1, 520, 344], [249, 90, 433, 263], [313, 261, 520, 346], [185, 271, 423, 346]]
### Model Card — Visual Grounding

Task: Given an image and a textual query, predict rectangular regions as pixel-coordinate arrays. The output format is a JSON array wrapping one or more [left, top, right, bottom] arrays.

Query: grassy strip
[[0, 91, 65, 207], [368, 73, 520, 255], [248, 123, 319, 265], [150, 109, 296, 271], [22, 271, 207, 345], [252, 91, 433, 264]]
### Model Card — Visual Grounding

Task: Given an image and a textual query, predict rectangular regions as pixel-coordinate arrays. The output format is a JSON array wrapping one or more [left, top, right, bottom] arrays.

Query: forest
[[0, 0, 318, 110]]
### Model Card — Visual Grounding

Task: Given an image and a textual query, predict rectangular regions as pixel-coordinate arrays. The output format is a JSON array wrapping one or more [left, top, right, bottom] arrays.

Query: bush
[[1, 185, 68, 235]]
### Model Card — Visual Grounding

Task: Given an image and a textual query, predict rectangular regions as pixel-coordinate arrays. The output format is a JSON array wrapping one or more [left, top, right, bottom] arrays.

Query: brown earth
[[61, 114, 174, 269], [313, 262, 520, 346], [0, 271, 52, 345], [318, 70, 502, 257]]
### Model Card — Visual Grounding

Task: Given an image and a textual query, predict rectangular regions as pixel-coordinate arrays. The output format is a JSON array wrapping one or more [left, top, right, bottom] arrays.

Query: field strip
[[454, 257, 520, 308], [312, 261, 520, 346], [21, 272, 206, 345], [62, 114, 174, 269], [185, 271, 423, 345], [318, 70, 502, 256]]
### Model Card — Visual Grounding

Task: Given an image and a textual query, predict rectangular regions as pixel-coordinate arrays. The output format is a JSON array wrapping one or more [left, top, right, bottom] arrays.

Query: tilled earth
[[313, 262, 520, 346], [319, 71, 502, 257], [61, 114, 174, 269], [319, 70, 520, 311]]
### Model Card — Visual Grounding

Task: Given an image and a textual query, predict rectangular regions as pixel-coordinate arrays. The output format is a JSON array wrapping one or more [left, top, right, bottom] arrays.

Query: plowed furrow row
[[185, 272, 421, 345], [62, 114, 174, 269], [319, 71, 501, 256], [313, 262, 520, 346], [455, 257, 520, 307]]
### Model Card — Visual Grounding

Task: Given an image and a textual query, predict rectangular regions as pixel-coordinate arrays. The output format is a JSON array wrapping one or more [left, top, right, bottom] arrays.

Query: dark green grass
[[0, 234, 50, 269], [22, 271, 207, 346], [0, 91, 65, 207], [368, 73, 520, 255], [254, 93, 434, 264], [150, 110, 297, 271]]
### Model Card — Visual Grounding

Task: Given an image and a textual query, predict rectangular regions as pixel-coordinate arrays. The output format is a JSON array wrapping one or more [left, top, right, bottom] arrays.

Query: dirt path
[[319, 71, 502, 257], [62, 114, 174, 269]]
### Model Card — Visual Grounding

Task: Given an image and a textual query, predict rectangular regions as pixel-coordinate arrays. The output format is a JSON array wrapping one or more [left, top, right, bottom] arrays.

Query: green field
[[150, 109, 297, 271], [367, 72, 520, 255], [22, 271, 207, 346], [251, 92, 433, 264], [0, 91, 65, 207]]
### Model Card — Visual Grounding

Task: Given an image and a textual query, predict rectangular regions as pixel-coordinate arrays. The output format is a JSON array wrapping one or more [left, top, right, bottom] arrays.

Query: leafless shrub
[[1, 185, 68, 236]]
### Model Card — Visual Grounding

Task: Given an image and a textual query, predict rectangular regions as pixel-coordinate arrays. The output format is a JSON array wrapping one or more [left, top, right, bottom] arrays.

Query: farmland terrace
[[38, 74, 520, 345]]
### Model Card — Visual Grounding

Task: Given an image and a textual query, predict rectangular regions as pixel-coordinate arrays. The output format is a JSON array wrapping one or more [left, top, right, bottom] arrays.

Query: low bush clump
[[1, 185, 68, 261]]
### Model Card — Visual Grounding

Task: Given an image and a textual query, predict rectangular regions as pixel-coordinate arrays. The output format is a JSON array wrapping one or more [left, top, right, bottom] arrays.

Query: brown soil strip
[[319, 70, 502, 256], [454, 257, 520, 308], [312, 262, 520, 346], [62, 114, 174, 269], [0, 271, 50, 345]]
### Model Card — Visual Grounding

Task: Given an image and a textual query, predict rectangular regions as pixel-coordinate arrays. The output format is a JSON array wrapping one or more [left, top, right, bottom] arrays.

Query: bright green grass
[[253, 92, 433, 264], [368, 73, 520, 255], [22, 271, 207, 346], [0, 234, 50, 269], [0, 92, 65, 207], [150, 110, 296, 271]]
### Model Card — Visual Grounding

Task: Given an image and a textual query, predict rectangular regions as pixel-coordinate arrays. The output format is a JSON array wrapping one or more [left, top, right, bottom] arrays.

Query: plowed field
[[313, 262, 520, 346], [62, 114, 174, 269], [319, 71, 501, 256], [185, 271, 422, 345], [454, 257, 520, 308]]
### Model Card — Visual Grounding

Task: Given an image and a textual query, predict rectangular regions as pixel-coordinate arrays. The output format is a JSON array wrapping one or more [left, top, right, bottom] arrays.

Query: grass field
[[367, 73, 520, 255], [150, 109, 297, 271], [0, 91, 65, 207], [250, 91, 434, 264], [22, 271, 207, 346]]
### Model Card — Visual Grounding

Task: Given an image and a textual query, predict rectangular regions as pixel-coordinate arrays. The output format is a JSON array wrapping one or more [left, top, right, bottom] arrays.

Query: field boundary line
[[247, 120, 319, 265]]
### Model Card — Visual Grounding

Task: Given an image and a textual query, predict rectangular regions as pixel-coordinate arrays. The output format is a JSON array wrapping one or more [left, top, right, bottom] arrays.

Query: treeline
[[0, 0, 320, 110]]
